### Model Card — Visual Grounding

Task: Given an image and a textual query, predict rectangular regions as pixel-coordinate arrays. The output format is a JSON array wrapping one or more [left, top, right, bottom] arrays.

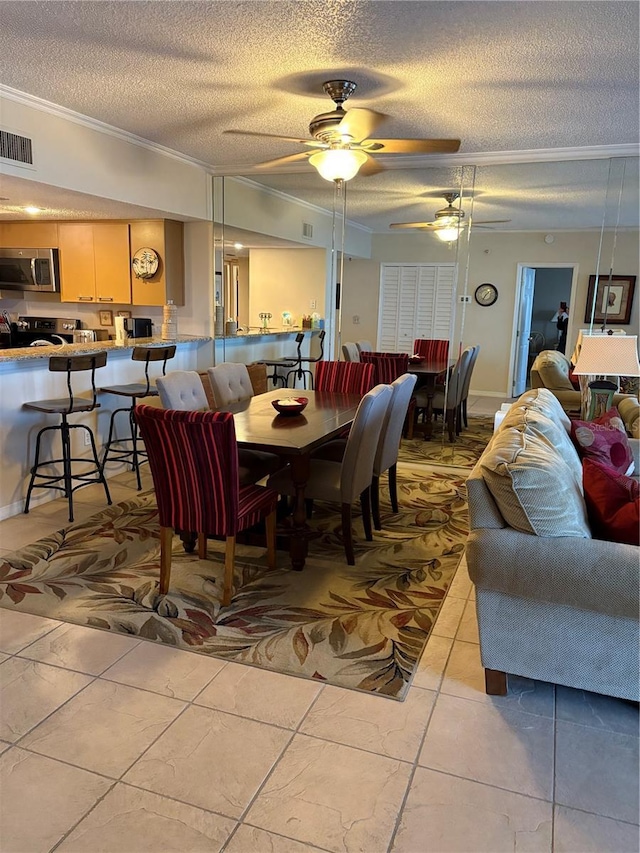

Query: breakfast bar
[[0, 335, 212, 519]]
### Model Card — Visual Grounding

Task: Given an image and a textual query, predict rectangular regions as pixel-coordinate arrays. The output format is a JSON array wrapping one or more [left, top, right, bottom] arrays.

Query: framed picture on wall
[[584, 274, 636, 324], [99, 309, 114, 326]]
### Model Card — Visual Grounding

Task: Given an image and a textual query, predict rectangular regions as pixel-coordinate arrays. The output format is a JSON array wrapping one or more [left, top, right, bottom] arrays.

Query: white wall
[[248, 248, 328, 328], [1, 93, 210, 220]]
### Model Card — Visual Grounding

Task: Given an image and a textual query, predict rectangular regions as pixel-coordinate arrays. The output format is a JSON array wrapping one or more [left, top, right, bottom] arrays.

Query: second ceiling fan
[[390, 193, 511, 241], [224, 80, 461, 182]]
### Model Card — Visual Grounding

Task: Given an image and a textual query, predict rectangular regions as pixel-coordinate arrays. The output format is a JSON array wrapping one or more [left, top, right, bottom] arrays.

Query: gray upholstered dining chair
[[417, 346, 473, 442], [460, 345, 480, 428], [356, 340, 373, 355], [207, 362, 254, 407], [341, 342, 360, 362], [311, 374, 417, 530], [267, 384, 392, 564], [156, 370, 209, 411], [155, 370, 281, 485]]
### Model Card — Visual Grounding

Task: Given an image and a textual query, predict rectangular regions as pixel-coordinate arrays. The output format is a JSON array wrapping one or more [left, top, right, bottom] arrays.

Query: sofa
[[466, 387, 639, 701], [530, 349, 638, 422]]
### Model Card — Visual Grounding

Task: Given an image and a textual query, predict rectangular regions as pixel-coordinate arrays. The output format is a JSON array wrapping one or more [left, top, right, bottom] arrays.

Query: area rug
[[0, 465, 468, 700], [400, 415, 494, 468]]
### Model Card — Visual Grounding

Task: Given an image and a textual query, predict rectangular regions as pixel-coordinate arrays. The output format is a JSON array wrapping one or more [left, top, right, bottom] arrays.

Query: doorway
[[510, 263, 577, 397]]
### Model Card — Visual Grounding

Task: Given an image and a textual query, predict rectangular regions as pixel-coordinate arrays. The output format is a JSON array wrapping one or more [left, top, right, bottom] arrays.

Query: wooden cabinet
[[0, 222, 59, 248], [59, 223, 131, 303], [130, 220, 184, 306]]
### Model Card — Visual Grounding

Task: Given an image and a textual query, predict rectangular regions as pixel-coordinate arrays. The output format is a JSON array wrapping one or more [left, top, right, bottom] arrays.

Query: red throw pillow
[[582, 459, 639, 545], [571, 407, 634, 476]]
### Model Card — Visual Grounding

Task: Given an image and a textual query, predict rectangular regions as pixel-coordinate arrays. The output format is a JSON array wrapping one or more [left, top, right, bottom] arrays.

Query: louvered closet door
[[378, 264, 455, 352]]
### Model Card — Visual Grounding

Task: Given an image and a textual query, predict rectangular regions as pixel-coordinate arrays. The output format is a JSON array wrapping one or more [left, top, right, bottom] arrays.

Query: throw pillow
[[583, 458, 639, 546], [571, 407, 634, 476]]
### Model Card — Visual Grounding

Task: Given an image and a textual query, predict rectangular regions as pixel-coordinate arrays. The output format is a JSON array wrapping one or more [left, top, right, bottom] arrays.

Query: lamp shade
[[573, 335, 640, 376], [309, 148, 367, 182]]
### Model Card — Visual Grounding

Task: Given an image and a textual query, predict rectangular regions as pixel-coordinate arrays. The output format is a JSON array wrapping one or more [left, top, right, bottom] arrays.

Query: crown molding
[[212, 144, 640, 176], [228, 176, 373, 234], [0, 84, 213, 172]]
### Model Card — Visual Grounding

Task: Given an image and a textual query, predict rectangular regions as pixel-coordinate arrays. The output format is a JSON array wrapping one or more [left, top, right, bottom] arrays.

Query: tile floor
[[0, 395, 638, 853]]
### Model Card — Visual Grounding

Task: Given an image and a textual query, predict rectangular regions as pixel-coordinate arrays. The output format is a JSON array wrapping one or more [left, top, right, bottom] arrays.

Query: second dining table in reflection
[[221, 388, 362, 571]]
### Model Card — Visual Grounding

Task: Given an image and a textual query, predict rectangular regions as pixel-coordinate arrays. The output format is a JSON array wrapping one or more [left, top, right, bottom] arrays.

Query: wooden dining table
[[407, 358, 456, 439], [222, 388, 362, 571]]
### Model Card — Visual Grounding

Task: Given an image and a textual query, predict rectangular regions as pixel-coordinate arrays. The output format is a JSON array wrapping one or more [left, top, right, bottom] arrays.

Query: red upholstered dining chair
[[315, 360, 375, 395], [360, 352, 409, 385], [134, 404, 277, 606], [413, 338, 450, 361]]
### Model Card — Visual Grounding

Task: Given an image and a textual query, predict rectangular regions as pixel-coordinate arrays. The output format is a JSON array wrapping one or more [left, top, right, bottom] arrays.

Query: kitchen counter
[[0, 334, 212, 363]]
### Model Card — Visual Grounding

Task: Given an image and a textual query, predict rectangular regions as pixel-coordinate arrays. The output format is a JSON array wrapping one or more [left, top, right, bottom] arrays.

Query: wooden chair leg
[[361, 487, 373, 541], [305, 498, 314, 519], [222, 535, 236, 607], [265, 509, 277, 570], [388, 463, 398, 514], [485, 668, 508, 695], [159, 526, 173, 595], [447, 409, 455, 442], [371, 475, 382, 531], [197, 532, 207, 559], [341, 503, 355, 565], [463, 398, 469, 428]]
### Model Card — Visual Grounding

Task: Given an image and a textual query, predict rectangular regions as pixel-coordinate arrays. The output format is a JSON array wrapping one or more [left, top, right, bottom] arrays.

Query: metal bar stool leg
[[84, 424, 112, 507], [128, 405, 142, 490]]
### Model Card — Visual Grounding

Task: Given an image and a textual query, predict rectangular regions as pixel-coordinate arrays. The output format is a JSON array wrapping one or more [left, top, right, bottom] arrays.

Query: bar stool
[[100, 345, 176, 490], [260, 333, 305, 389], [286, 329, 325, 389], [23, 351, 111, 523]]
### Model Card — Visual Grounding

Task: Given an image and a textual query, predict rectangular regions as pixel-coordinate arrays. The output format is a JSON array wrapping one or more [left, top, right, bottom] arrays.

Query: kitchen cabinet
[[130, 220, 184, 306], [378, 264, 456, 352], [59, 223, 131, 303], [0, 222, 59, 248]]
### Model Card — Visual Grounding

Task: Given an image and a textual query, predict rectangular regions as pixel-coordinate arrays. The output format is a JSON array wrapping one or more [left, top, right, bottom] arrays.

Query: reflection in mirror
[[213, 157, 637, 433]]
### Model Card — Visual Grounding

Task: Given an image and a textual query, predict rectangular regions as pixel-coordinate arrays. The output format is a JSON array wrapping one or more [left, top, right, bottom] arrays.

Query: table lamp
[[572, 335, 640, 420]]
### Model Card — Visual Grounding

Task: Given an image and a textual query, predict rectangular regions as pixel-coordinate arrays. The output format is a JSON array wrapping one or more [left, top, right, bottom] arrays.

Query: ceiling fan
[[390, 192, 511, 241], [223, 80, 461, 182]]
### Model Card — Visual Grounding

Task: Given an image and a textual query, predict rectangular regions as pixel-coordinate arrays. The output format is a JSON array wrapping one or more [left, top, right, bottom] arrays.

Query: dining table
[[222, 388, 362, 571], [407, 358, 456, 440]]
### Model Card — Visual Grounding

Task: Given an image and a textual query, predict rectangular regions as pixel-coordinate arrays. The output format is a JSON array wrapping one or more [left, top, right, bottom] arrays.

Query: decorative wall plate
[[132, 247, 159, 279], [474, 283, 498, 306]]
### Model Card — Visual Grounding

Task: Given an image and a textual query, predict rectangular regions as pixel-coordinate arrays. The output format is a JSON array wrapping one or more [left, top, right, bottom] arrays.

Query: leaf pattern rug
[[0, 465, 469, 700], [399, 415, 494, 468]]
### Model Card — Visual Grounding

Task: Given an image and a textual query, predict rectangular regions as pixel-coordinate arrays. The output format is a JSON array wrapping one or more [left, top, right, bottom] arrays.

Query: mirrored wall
[[212, 156, 638, 447]]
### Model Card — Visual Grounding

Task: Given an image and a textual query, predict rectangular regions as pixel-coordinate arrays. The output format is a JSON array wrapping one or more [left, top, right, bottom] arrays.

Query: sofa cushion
[[583, 459, 640, 546], [479, 424, 591, 538], [571, 407, 634, 476], [534, 350, 575, 390], [501, 400, 582, 485], [509, 387, 572, 432]]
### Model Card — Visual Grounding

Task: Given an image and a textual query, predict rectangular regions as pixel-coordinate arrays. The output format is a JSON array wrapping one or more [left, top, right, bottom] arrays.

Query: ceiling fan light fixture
[[309, 148, 367, 182], [435, 226, 460, 243]]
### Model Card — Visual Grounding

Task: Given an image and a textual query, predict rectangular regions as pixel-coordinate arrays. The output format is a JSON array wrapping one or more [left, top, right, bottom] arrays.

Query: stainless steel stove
[[9, 316, 80, 348]]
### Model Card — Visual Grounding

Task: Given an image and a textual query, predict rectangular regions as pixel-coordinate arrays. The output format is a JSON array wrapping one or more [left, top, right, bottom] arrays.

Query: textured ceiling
[[0, 1, 638, 231]]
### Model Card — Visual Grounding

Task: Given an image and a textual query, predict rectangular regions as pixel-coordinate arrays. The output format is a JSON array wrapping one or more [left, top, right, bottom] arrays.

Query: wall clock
[[475, 283, 498, 306], [132, 247, 160, 279]]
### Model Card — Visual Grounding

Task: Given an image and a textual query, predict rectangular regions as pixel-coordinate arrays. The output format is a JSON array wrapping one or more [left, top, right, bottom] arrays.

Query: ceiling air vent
[[302, 222, 313, 239], [0, 130, 33, 165]]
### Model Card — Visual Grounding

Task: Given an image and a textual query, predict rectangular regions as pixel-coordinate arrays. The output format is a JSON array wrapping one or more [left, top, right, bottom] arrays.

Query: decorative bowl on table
[[271, 397, 309, 416], [409, 355, 424, 365]]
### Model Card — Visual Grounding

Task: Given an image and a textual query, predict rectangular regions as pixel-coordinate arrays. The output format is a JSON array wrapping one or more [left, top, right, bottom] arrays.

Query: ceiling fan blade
[[337, 108, 387, 144], [473, 219, 512, 225], [358, 153, 385, 177], [363, 138, 461, 154], [254, 151, 313, 170], [389, 221, 436, 229], [223, 129, 324, 147]]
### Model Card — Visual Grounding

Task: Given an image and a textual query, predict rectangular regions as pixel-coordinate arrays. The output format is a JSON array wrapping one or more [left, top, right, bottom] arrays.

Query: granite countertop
[[223, 328, 319, 338], [0, 334, 212, 363]]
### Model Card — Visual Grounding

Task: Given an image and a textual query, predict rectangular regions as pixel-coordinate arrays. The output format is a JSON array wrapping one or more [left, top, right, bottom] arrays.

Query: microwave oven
[[0, 248, 60, 292]]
